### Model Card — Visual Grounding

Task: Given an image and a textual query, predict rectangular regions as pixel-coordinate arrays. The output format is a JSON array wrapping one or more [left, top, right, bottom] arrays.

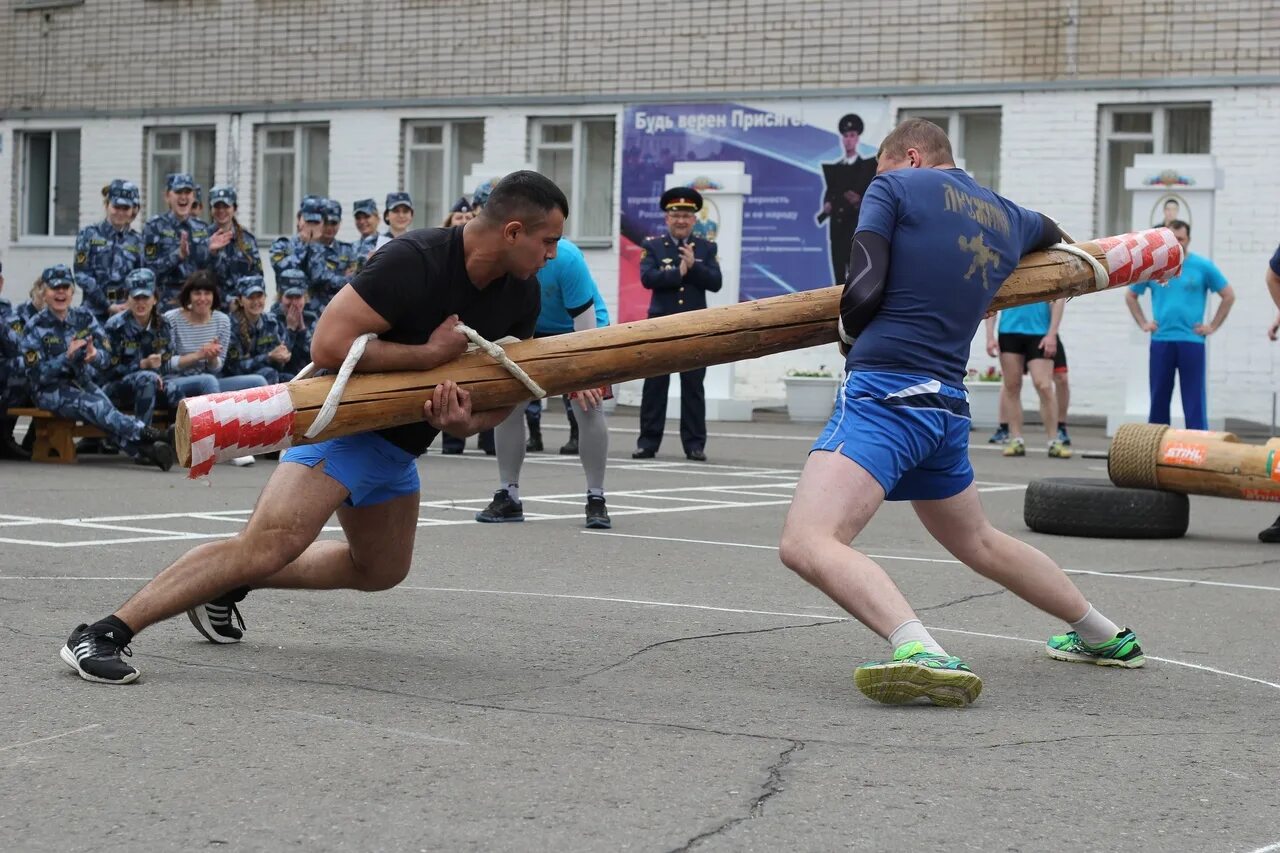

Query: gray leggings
[[495, 397, 609, 492]]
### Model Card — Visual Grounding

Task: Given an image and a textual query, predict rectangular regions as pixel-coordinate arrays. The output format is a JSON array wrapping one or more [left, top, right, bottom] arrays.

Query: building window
[[147, 127, 216, 216], [258, 124, 329, 237], [899, 109, 1002, 191], [404, 120, 485, 228], [19, 129, 80, 237], [530, 117, 616, 243], [1098, 104, 1210, 235]]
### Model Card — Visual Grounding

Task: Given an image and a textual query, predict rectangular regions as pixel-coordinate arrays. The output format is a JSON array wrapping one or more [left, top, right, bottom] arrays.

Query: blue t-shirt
[[847, 168, 1046, 385], [997, 303, 1051, 336], [1269, 244, 1280, 278], [534, 239, 610, 335], [1129, 252, 1227, 344]]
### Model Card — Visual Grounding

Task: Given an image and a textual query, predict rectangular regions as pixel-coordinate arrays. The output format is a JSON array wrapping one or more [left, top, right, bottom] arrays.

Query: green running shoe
[[1045, 628, 1145, 668], [854, 641, 983, 707]]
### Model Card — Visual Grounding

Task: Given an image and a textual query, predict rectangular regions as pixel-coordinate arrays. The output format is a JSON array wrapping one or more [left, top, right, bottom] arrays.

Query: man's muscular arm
[[837, 231, 890, 345], [310, 285, 467, 371]]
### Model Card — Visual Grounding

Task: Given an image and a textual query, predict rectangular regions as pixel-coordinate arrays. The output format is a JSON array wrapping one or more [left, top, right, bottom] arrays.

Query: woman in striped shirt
[[162, 271, 267, 407]]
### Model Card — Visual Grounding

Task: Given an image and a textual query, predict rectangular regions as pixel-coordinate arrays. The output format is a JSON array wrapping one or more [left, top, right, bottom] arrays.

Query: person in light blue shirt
[[1125, 220, 1234, 431], [982, 300, 1068, 458], [472, 238, 614, 530]]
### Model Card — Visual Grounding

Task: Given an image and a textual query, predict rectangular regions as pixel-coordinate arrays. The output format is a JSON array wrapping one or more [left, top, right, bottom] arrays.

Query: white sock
[[587, 487, 604, 498], [1070, 604, 1121, 645], [505, 484, 520, 503], [888, 619, 947, 656]]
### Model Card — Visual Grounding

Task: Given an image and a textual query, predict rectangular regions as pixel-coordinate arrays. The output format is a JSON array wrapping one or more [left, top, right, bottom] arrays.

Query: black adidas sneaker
[[187, 586, 249, 644], [60, 623, 139, 684]]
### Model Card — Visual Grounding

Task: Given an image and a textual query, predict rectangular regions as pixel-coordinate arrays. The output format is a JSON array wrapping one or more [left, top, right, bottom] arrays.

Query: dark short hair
[[1168, 219, 1191, 237], [482, 171, 569, 227], [178, 269, 221, 309]]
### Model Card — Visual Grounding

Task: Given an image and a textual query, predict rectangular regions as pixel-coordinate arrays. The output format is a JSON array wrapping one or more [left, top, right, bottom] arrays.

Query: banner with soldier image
[[619, 100, 888, 322]]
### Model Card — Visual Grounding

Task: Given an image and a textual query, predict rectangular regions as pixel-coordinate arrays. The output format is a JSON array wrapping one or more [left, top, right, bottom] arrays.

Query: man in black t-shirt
[[59, 172, 568, 684]]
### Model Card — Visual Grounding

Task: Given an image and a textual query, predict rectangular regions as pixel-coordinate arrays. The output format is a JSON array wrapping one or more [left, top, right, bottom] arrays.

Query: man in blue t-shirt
[[1258, 244, 1280, 544], [472, 238, 614, 530], [1125, 220, 1234, 431], [777, 119, 1145, 708], [982, 300, 1070, 458]]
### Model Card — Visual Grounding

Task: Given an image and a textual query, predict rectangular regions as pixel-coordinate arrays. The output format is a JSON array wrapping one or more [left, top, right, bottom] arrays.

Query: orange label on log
[[1162, 442, 1207, 467]]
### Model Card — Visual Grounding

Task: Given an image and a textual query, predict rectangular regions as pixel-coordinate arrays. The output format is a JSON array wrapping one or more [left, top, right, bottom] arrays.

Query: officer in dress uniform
[[818, 113, 878, 285], [103, 268, 170, 427], [305, 199, 357, 315], [268, 268, 317, 379], [207, 185, 263, 306], [76, 179, 143, 324], [269, 196, 324, 296], [143, 173, 212, 308], [633, 187, 722, 462], [20, 265, 174, 470]]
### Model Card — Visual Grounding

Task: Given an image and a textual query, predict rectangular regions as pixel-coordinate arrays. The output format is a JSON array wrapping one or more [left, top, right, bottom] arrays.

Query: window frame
[[17, 128, 81, 242], [528, 116, 616, 247], [255, 123, 330, 239], [146, 125, 216, 217], [402, 119, 486, 229], [1095, 103, 1211, 235]]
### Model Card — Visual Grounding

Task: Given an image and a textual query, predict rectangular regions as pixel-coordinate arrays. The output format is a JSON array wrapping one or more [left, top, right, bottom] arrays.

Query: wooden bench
[[9, 407, 170, 464]]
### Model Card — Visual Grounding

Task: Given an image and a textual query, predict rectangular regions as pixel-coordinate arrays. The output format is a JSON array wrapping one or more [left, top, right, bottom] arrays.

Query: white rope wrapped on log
[[455, 322, 546, 399], [292, 324, 546, 441], [1051, 241, 1110, 291], [300, 332, 378, 439]]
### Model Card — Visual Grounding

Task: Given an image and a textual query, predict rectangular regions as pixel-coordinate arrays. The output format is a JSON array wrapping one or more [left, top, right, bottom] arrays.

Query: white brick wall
[[4, 86, 1279, 423]]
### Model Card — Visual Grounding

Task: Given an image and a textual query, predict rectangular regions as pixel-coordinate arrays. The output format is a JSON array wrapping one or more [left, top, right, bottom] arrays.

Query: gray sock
[[576, 403, 609, 493], [495, 407, 526, 489]]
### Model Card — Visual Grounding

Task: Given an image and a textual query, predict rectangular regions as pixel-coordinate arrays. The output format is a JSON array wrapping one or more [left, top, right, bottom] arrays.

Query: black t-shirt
[[351, 226, 540, 456]]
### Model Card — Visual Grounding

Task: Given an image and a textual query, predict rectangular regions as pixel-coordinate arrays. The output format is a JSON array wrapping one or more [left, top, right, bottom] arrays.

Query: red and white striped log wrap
[[185, 385, 296, 479], [1094, 228, 1182, 287]]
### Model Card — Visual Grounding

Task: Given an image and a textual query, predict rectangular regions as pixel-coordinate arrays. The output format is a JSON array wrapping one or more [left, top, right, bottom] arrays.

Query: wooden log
[[1109, 423, 1280, 502], [177, 228, 1183, 472]]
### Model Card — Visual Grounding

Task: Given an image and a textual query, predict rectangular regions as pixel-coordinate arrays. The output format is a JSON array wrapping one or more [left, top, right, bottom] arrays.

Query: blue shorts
[[282, 431, 420, 508], [812, 371, 974, 502]]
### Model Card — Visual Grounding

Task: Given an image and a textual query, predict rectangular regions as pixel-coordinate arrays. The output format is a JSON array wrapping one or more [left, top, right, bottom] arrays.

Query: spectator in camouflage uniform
[[143, 173, 212, 308], [20, 265, 174, 470]]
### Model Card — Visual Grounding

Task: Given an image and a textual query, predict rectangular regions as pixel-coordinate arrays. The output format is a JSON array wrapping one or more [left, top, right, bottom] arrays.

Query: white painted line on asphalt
[[1243, 843, 1280, 853], [0, 576, 150, 581], [580, 532, 1280, 592], [535, 421, 1066, 453], [0, 723, 102, 752], [278, 711, 470, 746], [930, 627, 1280, 692], [397, 585, 838, 621], [392, 586, 1280, 693]]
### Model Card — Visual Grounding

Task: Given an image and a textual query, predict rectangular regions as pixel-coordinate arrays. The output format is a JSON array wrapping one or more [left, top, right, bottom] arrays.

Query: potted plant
[[784, 366, 841, 422], [964, 366, 1003, 429]]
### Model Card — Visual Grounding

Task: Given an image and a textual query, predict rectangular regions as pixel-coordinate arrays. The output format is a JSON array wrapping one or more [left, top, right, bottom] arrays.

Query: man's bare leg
[[780, 450, 983, 706], [999, 352, 1026, 441], [912, 484, 1086, 622], [115, 462, 350, 633], [1027, 357, 1058, 442], [911, 484, 1142, 666], [258, 490, 420, 592], [778, 449, 912, 637]]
